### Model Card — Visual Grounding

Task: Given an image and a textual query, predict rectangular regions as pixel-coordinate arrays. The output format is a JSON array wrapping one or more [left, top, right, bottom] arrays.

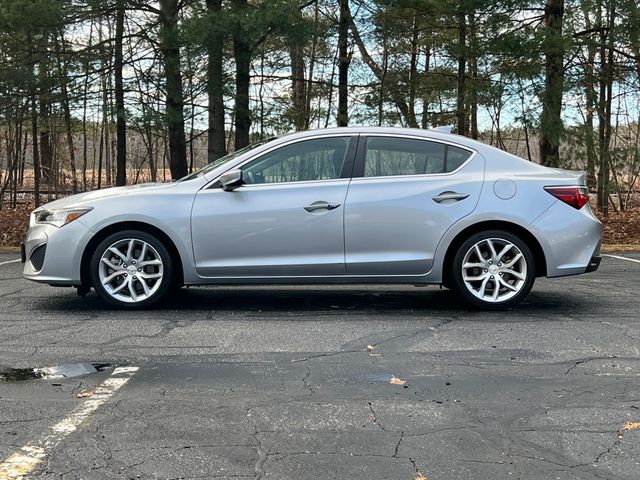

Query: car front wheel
[[451, 230, 535, 310], [89, 230, 174, 309]]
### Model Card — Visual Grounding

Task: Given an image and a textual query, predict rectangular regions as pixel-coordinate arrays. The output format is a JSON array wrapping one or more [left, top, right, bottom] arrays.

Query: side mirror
[[219, 169, 243, 191]]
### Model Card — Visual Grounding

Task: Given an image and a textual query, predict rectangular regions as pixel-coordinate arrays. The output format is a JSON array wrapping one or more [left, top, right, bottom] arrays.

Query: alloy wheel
[[461, 237, 527, 303], [98, 238, 164, 303]]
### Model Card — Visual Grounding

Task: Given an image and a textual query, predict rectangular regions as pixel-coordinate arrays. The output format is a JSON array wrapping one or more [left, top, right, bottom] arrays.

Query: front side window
[[242, 137, 350, 185], [180, 137, 276, 181], [363, 137, 472, 177]]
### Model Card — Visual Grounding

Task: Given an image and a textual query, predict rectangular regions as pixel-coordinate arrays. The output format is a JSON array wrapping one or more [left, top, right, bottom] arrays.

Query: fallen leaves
[[595, 207, 640, 245], [389, 376, 406, 386], [619, 422, 640, 435], [0, 203, 31, 247], [76, 389, 96, 398]]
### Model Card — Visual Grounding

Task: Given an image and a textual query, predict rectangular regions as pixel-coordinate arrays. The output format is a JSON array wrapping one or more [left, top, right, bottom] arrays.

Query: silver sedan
[[22, 127, 602, 309]]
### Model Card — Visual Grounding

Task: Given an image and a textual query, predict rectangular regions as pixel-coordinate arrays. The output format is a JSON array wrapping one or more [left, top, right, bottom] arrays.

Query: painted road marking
[[0, 366, 139, 479], [603, 254, 640, 265], [0, 259, 20, 267]]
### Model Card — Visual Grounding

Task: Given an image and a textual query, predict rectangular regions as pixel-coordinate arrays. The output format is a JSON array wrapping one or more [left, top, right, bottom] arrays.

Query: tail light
[[544, 186, 590, 209]]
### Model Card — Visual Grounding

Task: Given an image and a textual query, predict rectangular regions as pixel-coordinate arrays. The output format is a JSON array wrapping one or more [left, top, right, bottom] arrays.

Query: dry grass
[[601, 244, 640, 252]]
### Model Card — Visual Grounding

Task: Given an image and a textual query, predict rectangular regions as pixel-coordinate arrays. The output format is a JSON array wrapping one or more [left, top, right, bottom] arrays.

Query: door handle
[[304, 201, 341, 212], [432, 192, 469, 203]]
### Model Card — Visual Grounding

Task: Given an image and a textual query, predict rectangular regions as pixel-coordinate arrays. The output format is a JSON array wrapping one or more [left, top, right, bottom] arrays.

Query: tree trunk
[[206, 0, 227, 162], [379, 30, 388, 126], [583, 11, 597, 190], [337, 0, 349, 127], [98, 18, 108, 188], [539, 0, 565, 167], [31, 88, 40, 208], [233, 0, 251, 149], [39, 94, 52, 186], [305, 0, 320, 130], [421, 46, 431, 129], [290, 29, 307, 131], [114, 0, 127, 186], [598, 0, 615, 216], [159, 0, 188, 179], [54, 31, 78, 194], [408, 14, 419, 127], [60, 66, 77, 194], [100, 70, 109, 188], [456, 4, 467, 136], [468, 11, 478, 140]]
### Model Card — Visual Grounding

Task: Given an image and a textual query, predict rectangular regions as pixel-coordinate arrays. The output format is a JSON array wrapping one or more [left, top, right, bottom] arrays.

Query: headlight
[[31, 207, 93, 228]]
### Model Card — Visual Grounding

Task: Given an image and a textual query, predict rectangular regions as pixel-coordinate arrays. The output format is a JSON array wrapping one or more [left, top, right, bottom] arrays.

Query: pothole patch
[[0, 363, 113, 382]]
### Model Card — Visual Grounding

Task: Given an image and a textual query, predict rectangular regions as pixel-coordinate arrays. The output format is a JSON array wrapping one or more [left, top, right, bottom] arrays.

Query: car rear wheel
[[451, 230, 535, 310], [89, 230, 174, 309]]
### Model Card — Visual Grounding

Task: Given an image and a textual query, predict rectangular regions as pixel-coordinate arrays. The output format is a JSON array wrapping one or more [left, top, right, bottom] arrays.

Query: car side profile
[[22, 127, 602, 310]]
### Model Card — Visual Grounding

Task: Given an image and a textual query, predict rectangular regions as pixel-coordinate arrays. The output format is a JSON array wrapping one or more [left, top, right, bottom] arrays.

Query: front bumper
[[23, 220, 91, 286]]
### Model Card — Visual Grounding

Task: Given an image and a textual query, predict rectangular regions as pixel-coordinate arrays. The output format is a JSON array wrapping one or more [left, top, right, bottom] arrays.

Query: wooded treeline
[[1, 0, 640, 214]]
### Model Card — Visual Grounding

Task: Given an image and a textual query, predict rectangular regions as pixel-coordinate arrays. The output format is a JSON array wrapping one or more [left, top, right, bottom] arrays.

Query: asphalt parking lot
[[0, 252, 639, 480]]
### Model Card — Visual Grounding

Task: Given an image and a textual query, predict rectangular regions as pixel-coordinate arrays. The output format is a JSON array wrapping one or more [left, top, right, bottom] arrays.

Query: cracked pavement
[[0, 252, 639, 479]]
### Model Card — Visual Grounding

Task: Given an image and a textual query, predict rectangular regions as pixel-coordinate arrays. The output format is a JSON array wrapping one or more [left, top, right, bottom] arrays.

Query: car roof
[[277, 126, 483, 150]]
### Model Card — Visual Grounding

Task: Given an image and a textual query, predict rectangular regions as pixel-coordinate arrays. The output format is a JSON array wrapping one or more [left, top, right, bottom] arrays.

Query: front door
[[191, 136, 356, 277]]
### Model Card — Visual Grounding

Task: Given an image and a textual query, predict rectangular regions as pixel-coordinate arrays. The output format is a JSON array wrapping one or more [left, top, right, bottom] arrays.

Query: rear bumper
[[529, 202, 603, 278], [585, 254, 602, 273]]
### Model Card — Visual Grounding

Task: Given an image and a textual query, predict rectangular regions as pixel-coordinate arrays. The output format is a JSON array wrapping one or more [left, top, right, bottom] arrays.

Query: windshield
[[179, 137, 277, 181]]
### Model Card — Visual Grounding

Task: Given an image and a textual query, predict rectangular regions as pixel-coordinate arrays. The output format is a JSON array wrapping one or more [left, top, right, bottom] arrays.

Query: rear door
[[344, 134, 484, 275]]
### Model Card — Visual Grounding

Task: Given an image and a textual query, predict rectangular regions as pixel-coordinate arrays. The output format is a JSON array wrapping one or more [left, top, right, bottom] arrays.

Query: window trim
[[205, 134, 359, 189], [351, 134, 477, 181]]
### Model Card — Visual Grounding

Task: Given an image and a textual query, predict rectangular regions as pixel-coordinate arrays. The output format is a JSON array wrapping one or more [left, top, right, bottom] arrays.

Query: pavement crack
[[561, 356, 618, 375], [393, 431, 404, 457], [593, 431, 626, 466], [302, 362, 315, 395], [291, 350, 360, 363], [367, 401, 384, 431], [511, 453, 625, 480], [408, 457, 423, 477], [252, 431, 268, 480], [70, 381, 85, 397], [455, 458, 506, 465]]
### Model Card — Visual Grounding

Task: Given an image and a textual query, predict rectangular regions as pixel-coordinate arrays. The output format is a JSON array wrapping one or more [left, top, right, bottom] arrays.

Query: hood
[[34, 183, 175, 211]]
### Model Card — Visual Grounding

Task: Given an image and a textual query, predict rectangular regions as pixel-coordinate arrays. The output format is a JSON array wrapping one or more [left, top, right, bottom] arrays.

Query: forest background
[[0, 0, 639, 245]]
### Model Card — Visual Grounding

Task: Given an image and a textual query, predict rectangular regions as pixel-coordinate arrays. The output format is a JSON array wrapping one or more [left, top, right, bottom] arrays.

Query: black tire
[[450, 229, 536, 310], [89, 230, 174, 309]]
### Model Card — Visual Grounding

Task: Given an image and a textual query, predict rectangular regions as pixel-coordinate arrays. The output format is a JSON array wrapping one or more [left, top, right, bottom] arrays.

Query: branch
[[347, 5, 418, 127]]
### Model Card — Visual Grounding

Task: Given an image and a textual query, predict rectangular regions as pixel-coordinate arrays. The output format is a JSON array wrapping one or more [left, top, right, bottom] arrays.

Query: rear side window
[[363, 137, 472, 177]]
